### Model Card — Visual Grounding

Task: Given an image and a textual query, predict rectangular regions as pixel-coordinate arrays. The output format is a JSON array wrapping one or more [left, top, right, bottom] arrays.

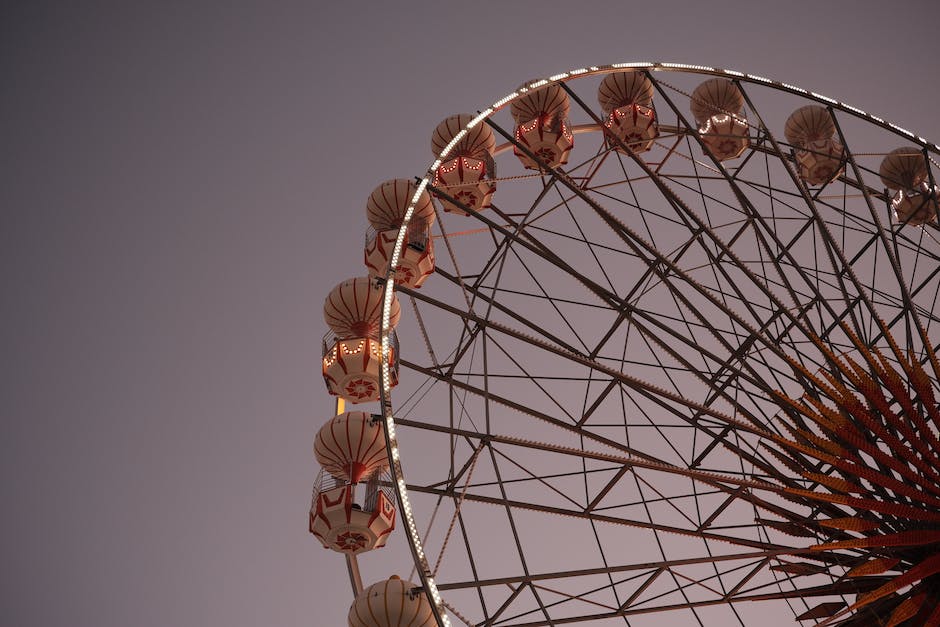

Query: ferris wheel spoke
[[403, 482, 785, 552], [477, 565, 861, 627], [431, 268, 585, 357], [404, 274, 785, 433], [396, 409, 788, 524], [499, 243, 596, 354], [471, 338, 778, 474], [430, 182, 627, 313], [484, 443, 557, 625], [552, 187, 623, 297], [491, 107, 842, 392], [740, 84, 910, 353], [650, 79, 875, 346], [700, 194, 834, 330], [400, 286, 782, 445], [394, 413, 807, 532], [831, 115, 939, 355], [585, 150, 819, 374]]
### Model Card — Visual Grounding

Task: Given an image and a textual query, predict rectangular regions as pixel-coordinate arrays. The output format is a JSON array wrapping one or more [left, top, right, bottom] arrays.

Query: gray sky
[[3, 1, 939, 626]]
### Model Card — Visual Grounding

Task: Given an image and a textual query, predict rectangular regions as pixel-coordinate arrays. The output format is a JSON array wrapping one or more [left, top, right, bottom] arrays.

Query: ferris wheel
[[310, 63, 940, 627]]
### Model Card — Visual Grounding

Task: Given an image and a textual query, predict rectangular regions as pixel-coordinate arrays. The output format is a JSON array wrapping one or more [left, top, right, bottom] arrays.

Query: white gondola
[[430, 113, 496, 215], [364, 179, 435, 288], [880, 147, 939, 225], [322, 277, 400, 402], [598, 71, 658, 154], [691, 78, 749, 161], [510, 83, 573, 170], [784, 105, 845, 185]]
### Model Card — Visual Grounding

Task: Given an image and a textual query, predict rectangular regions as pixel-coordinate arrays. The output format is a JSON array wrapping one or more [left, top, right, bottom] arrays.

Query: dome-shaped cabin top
[[690, 78, 744, 124], [323, 276, 401, 340], [784, 105, 837, 146], [314, 411, 389, 483], [510, 83, 570, 125], [431, 113, 496, 160], [366, 179, 436, 232], [348, 576, 434, 627], [879, 147, 929, 190], [598, 71, 654, 115]]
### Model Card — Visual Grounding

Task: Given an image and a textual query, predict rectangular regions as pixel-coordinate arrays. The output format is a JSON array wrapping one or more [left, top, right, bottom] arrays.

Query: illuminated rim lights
[[375, 61, 940, 626]]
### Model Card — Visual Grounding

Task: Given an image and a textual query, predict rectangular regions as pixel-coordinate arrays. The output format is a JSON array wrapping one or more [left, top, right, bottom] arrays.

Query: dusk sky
[[3, 2, 940, 626]]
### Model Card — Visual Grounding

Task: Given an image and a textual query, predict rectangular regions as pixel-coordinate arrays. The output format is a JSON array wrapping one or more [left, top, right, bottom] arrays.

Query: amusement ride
[[308, 63, 940, 626]]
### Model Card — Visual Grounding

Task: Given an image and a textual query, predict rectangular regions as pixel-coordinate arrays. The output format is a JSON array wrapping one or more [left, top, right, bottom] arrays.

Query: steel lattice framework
[[367, 64, 940, 627]]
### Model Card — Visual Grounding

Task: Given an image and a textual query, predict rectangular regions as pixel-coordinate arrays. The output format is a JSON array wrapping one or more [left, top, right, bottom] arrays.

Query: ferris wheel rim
[[370, 62, 940, 627]]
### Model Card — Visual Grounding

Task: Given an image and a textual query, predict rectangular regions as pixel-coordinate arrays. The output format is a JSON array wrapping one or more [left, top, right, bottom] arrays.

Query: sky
[[2, 1, 939, 626]]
